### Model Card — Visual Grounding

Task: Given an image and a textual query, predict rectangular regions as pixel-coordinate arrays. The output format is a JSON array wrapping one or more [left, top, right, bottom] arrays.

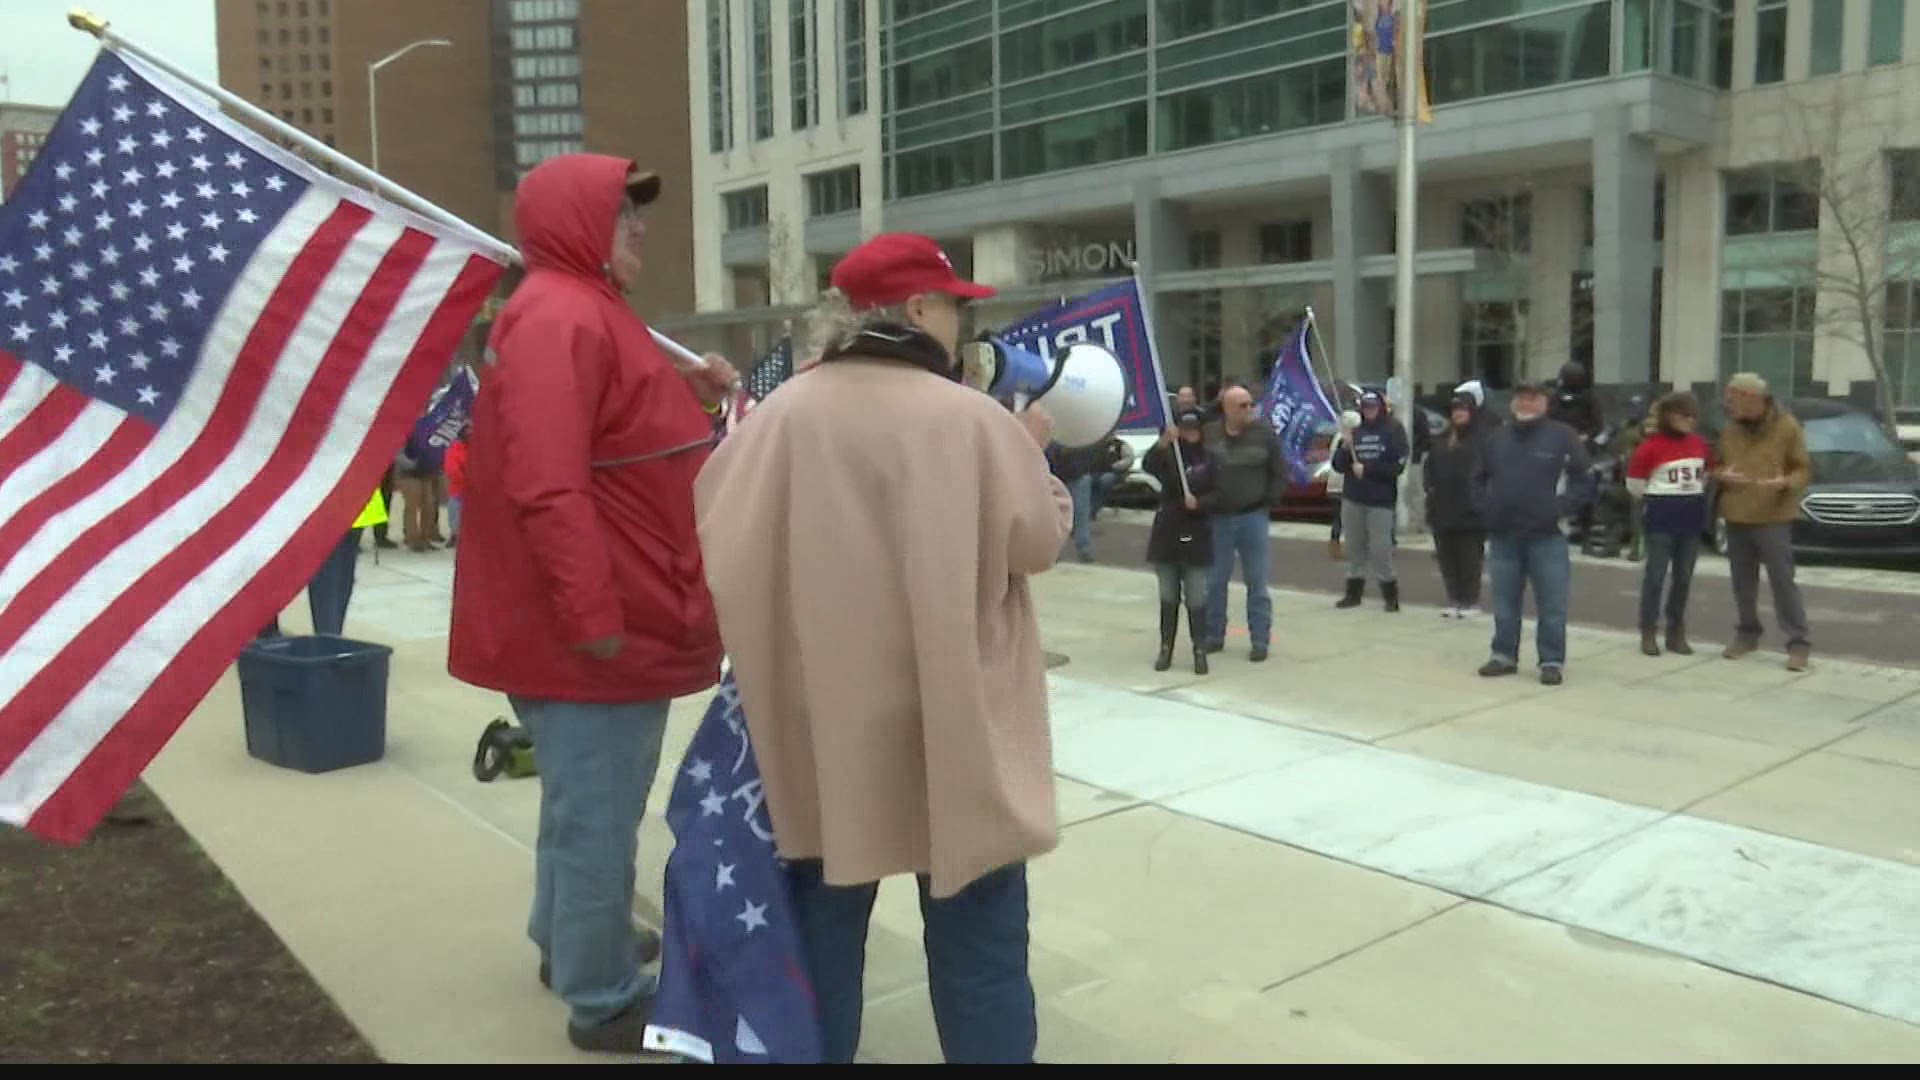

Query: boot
[[1640, 628, 1661, 656], [1154, 602, 1178, 672], [1336, 578, 1364, 609], [1665, 623, 1693, 655], [1189, 606, 1210, 675], [1381, 580, 1400, 613]]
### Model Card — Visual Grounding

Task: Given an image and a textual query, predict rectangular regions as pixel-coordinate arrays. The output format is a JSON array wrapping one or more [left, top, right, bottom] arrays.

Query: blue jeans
[[509, 695, 670, 1028], [1639, 530, 1700, 631], [257, 527, 361, 639], [1488, 532, 1571, 669], [1206, 510, 1273, 648], [1066, 474, 1094, 557], [789, 860, 1036, 1064]]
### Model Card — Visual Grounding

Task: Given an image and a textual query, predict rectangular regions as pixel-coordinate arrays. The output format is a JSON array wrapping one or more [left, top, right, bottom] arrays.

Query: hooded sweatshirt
[[1330, 407, 1409, 509], [448, 153, 723, 704]]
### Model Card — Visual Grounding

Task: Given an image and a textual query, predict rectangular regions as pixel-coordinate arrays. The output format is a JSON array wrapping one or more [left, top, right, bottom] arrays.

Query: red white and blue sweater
[[1626, 431, 1715, 535]]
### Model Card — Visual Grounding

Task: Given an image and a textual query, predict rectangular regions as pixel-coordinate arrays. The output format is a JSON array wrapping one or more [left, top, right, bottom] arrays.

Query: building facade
[[0, 104, 60, 202], [213, 0, 695, 321], [680, 0, 1920, 407]]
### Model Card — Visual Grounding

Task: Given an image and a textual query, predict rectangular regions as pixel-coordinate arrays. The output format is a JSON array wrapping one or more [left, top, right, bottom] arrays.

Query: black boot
[[1382, 580, 1400, 613], [1337, 577, 1364, 608], [1188, 605, 1209, 674], [1154, 602, 1177, 672]]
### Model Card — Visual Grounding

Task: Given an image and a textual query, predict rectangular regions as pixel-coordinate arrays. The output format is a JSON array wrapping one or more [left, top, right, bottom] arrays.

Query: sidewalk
[[143, 544, 1920, 1063]]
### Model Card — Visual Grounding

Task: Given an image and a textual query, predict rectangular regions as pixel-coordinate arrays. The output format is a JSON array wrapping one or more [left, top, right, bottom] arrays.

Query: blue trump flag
[[402, 366, 476, 472], [1257, 317, 1339, 483], [996, 278, 1171, 433], [643, 670, 823, 1064]]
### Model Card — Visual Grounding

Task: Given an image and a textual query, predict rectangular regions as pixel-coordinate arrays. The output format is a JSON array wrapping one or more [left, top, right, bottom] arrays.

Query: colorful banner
[[403, 366, 478, 472], [1351, 0, 1432, 122], [995, 278, 1172, 434], [1257, 317, 1340, 484]]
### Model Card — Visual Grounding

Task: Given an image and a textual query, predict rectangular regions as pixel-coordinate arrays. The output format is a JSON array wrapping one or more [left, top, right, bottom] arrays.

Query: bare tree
[[1772, 83, 1920, 431]]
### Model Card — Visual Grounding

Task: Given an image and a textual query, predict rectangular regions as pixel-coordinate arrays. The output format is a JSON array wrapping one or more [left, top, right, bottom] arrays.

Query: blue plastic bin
[[237, 634, 393, 773]]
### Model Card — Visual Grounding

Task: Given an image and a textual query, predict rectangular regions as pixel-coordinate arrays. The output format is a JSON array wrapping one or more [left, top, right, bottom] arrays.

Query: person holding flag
[[692, 233, 1073, 1064]]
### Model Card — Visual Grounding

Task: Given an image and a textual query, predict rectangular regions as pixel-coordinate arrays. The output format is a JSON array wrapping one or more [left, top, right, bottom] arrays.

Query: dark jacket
[[1047, 443, 1099, 482], [1550, 386, 1605, 441], [1330, 414, 1409, 509], [1423, 420, 1490, 533], [1470, 417, 1594, 537], [1143, 439, 1216, 566], [1202, 420, 1291, 515]]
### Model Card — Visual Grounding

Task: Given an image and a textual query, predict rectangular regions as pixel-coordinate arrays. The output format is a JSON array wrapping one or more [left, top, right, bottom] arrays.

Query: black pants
[[1433, 528, 1486, 608]]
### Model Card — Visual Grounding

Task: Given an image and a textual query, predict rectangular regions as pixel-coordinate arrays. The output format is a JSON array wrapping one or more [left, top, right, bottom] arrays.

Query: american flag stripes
[[0, 47, 504, 842]]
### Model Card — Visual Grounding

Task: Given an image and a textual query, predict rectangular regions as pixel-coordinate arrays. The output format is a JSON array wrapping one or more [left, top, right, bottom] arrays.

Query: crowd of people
[[1120, 363, 1816, 686], [396, 150, 1824, 1065]]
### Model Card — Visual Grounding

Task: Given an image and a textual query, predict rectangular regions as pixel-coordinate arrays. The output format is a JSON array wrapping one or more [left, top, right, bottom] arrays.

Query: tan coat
[[693, 354, 1075, 899], [1715, 401, 1813, 525]]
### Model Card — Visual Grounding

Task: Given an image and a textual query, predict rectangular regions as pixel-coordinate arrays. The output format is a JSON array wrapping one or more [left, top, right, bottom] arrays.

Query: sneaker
[[1440, 607, 1459, 619], [1458, 606, 1481, 619], [1249, 643, 1269, 663], [1478, 659, 1518, 677], [1787, 645, 1811, 672], [1540, 667, 1564, 686], [567, 999, 657, 1054], [1723, 638, 1758, 660]]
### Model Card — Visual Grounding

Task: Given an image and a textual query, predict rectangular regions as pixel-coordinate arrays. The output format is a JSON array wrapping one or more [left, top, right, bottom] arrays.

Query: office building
[[214, 0, 695, 320], [1, 104, 60, 202], [680, 0, 1920, 406]]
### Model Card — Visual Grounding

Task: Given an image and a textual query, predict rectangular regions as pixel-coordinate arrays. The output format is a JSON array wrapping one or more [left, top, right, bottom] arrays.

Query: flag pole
[[1390, 0, 1422, 534], [63, 8, 716, 375], [1124, 257, 1190, 501]]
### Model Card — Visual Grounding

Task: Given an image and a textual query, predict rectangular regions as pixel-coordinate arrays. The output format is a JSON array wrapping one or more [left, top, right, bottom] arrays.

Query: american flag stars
[[0, 63, 308, 424]]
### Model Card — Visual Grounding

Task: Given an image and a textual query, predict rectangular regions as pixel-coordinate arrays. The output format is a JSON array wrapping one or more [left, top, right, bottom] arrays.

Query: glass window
[[1712, 0, 1734, 87], [1624, 0, 1652, 71], [1258, 220, 1313, 263], [1810, 0, 1845, 75], [703, 0, 730, 147], [1724, 166, 1819, 234], [751, 0, 774, 139], [999, 0, 1147, 83], [1869, 0, 1905, 66], [1001, 103, 1147, 180], [1669, 0, 1703, 80], [1427, 2, 1612, 105], [893, 134, 994, 198], [1753, 0, 1787, 84], [1889, 150, 1920, 222], [892, 39, 994, 111], [792, 0, 817, 130], [1156, 58, 1343, 150], [724, 186, 770, 230], [842, 0, 867, 116], [806, 166, 862, 216], [1719, 284, 1816, 393]]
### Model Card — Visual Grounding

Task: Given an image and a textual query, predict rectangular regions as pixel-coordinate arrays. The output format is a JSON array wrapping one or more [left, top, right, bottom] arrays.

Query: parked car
[[1703, 398, 1920, 560]]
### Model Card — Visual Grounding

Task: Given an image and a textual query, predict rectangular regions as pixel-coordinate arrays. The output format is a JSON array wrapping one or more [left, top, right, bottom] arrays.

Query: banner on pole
[[995, 279, 1171, 434], [1350, 0, 1432, 122], [1257, 318, 1340, 484]]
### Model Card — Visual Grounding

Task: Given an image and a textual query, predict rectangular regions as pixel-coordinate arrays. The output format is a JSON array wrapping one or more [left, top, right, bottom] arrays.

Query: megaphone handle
[[1012, 391, 1031, 412]]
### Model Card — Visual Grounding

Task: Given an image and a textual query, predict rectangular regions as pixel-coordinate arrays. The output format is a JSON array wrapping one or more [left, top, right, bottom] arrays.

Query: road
[[1077, 517, 1920, 670]]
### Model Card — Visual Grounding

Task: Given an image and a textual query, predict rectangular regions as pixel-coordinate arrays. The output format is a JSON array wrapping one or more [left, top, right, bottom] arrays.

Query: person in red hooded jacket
[[448, 153, 736, 1053]]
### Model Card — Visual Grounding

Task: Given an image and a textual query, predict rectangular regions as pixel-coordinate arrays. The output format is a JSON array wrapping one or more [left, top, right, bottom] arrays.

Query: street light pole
[[367, 38, 451, 191]]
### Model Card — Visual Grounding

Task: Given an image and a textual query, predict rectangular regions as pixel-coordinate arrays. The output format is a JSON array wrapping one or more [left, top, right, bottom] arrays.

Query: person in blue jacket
[[1331, 390, 1410, 611]]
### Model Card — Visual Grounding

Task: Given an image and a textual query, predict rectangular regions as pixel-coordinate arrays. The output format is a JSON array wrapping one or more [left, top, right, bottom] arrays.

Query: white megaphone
[[958, 334, 1129, 448]]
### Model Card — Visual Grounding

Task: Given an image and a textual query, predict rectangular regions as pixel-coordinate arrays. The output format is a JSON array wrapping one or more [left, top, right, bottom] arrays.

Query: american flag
[[643, 670, 822, 1064], [723, 336, 793, 433], [0, 48, 504, 842]]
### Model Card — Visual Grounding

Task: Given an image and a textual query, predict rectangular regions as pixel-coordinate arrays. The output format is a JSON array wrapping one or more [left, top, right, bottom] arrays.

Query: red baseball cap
[[829, 233, 997, 310]]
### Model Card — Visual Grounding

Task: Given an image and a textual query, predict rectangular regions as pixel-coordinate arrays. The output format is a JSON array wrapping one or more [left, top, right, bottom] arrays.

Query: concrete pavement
[[140, 540, 1920, 1063]]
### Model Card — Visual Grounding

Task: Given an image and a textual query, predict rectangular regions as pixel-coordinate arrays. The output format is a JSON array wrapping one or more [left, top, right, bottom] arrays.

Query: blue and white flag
[[1257, 318, 1339, 483], [644, 670, 822, 1064], [996, 278, 1171, 434]]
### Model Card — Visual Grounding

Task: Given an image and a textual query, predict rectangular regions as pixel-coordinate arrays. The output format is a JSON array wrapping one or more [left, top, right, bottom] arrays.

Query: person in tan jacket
[[692, 233, 1073, 1064], [1714, 372, 1814, 670]]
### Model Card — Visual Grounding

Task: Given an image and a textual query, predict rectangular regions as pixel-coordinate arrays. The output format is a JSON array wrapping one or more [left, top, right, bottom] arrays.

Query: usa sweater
[[1626, 431, 1714, 535]]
